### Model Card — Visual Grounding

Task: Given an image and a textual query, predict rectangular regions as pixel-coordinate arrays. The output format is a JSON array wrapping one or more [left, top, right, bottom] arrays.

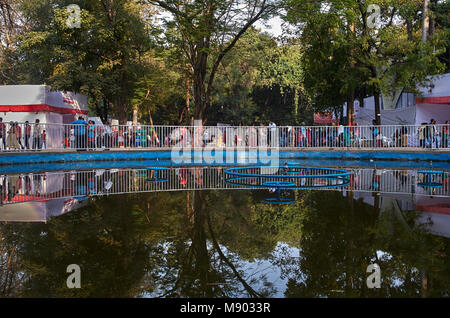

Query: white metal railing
[[0, 166, 448, 206], [0, 122, 449, 152]]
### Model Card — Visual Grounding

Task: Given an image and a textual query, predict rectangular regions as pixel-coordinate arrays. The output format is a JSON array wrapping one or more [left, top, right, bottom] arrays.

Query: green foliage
[[286, 0, 447, 121], [1, 0, 449, 124]]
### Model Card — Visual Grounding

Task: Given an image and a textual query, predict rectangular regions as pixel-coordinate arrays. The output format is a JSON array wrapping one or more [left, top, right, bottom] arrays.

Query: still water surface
[[0, 164, 449, 297]]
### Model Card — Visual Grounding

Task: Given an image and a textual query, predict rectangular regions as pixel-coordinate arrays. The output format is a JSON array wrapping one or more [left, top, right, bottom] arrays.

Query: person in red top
[[15, 122, 24, 149], [0, 118, 6, 150], [41, 130, 47, 149], [443, 120, 449, 148]]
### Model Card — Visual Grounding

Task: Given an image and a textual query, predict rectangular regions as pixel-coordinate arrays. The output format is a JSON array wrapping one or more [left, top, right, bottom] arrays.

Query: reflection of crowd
[[1, 167, 450, 206], [0, 173, 46, 205], [418, 119, 450, 149]]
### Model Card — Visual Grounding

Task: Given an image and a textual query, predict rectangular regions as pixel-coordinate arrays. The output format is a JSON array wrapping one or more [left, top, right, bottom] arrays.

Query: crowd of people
[[0, 118, 45, 150], [0, 116, 449, 151], [68, 116, 160, 151]]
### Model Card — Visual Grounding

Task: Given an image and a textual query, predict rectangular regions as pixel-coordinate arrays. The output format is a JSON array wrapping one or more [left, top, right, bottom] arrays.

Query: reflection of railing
[[1, 122, 450, 152], [0, 167, 449, 205]]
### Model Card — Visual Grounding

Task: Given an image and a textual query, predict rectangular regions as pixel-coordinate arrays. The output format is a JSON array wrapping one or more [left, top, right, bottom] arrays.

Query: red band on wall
[[415, 204, 450, 215], [415, 96, 450, 104], [0, 104, 88, 115]]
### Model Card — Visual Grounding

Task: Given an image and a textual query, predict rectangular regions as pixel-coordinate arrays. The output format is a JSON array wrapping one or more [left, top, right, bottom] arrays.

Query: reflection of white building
[[349, 168, 450, 238], [355, 73, 450, 125], [350, 190, 450, 239], [0, 197, 88, 223]]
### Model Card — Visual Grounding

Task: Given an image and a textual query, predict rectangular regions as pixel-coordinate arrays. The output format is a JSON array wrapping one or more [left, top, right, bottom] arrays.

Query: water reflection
[[0, 166, 449, 298], [0, 166, 448, 207]]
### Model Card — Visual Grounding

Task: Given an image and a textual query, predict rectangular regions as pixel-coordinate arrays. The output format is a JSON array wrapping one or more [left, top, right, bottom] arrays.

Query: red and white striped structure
[[0, 85, 88, 124]]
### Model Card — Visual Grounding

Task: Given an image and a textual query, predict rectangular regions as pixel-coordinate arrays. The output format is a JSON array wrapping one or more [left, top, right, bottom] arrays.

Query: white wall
[[0, 85, 45, 105], [0, 112, 47, 124]]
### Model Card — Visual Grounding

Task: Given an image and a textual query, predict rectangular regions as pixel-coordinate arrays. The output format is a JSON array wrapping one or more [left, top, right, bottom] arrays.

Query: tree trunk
[[193, 77, 206, 121], [347, 92, 355, 125], [132, 107, 138, 125], [117, 70, 128, 125], [374, 91, 381, 125], [422, 0, 430, 42], [185, 70, 190, 114], [370, 66, 382, 125], [406, 18, 413, 41]]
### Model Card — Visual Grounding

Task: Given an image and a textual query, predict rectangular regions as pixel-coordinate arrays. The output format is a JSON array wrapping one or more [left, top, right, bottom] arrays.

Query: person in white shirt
[[268, 121, 277, 146]]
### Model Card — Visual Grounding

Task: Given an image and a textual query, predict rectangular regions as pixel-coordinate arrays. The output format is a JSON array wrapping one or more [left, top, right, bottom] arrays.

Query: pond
[[0, 163, 449, 298]]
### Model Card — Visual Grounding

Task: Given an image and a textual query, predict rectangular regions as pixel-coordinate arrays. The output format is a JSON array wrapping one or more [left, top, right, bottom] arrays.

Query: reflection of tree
[[0, 226, 28, 297], [157, 190, 268, 297], [276, 191, 450, 297], [1, 188, 449, 298], [0, 189, 280, 297]]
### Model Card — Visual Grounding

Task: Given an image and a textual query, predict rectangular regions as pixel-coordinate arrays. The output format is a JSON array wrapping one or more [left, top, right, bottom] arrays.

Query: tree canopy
[[0, 0, 448, 124]]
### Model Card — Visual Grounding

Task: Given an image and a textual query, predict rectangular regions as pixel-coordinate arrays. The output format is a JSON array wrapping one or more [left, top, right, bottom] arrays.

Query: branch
[[205, 1, 276, 107]]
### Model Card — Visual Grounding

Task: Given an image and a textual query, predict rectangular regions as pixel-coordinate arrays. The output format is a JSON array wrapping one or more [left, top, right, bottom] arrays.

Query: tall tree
[[287, 0, 446, 125], [147, 0, 279, 122], [17, 0, 155, 123]]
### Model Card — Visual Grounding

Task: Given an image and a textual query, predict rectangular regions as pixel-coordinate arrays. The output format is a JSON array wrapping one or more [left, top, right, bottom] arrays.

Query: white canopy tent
[[355, 73, 450, 126], [0, 85, 88, 124]]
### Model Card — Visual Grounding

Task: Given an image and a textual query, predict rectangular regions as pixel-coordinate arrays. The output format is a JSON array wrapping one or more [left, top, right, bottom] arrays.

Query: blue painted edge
[[0, 149, 449, 167]]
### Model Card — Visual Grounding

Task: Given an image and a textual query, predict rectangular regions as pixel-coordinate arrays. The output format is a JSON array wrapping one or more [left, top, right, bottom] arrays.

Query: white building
[[0, 85, 88, 124], [355, 73, 450, 125]]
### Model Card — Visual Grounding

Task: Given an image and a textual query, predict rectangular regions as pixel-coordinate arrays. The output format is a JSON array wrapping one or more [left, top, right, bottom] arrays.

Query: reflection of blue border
[[224, 166, 351, 179], [146, 178, 168, 183], [418, 182, 444, 188], [225, 176, 350, 189], [262, 181, 296, 188], [418, 170, 444, 174], [262, 197, 295, 204], [73, 196, 89, 201], [145, 167, 168, 183]]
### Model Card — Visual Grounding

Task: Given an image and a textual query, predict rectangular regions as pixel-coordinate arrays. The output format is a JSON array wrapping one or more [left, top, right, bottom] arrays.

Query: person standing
[[401, 126, 408, 147], [443, 120, 449, 148], [0, 118, 6, 150], [428, 119, 438, 148], [7, 122, 20, 150], [32, 119, 42, 150], [87, 120, 95, 150], [419, 122, 427, 148], [24, 121, 31, 149], [258, 122, 266, 147], [104, 119, 112, 150], [71, 116, 88, 150], [41, 130, 47, 149], [15, 122, 24, 149], [371, 120, 379, 148], [268, 121, 277, 147]]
